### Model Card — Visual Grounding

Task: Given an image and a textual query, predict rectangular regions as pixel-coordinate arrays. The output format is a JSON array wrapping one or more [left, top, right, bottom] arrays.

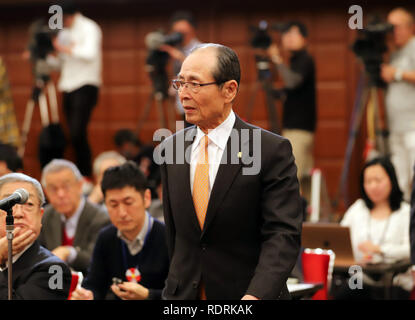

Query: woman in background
[[335, 157, 412, 299]]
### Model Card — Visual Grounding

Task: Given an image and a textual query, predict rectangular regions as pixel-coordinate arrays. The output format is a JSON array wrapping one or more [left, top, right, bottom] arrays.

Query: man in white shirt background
[[53, 1, 102, 179]]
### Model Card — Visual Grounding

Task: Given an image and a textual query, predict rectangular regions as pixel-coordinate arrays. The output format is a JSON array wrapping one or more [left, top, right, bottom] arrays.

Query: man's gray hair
[[190, 43, 241, 86], [0, 172, 45, 206], [41, 159, 82, 186], [93, 151, 126, 178]]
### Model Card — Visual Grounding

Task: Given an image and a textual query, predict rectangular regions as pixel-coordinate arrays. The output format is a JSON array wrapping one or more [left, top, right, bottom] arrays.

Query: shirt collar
[[192, 109, 236, 152], [117, 211, 151, 251], [60, 197, 86, 227]]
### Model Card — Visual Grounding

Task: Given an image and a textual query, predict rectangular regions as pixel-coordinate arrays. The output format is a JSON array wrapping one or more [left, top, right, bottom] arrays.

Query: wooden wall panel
[[2, 1, 410, 214]]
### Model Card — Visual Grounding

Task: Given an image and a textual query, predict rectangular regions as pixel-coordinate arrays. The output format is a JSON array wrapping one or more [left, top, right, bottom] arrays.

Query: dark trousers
[[63, 85, 98, 177]]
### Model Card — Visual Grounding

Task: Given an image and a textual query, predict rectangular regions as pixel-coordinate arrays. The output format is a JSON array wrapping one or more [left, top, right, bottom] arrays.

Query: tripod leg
[[245, 81, 260, 122], [136, 92, 155, 135], [155, 92, 166, 129], [365, 87, 376, 158], [334, 79, 369, 208], [47, 81, 59, 123], [18, 99, 35, 157], [372, 87, 389, 157], [262, 81, 280, 134], [166, 96, 176, 132], [39, 91, 50, 127]]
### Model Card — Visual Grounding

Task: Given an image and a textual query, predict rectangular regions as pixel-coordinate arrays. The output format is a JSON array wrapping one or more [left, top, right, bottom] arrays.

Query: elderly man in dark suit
[[38, 159, 110, 275], [0, 173, 71, 299], [156, 43, 302, 300]]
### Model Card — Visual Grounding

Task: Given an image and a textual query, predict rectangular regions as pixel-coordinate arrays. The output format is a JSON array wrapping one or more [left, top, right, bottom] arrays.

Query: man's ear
[[222, 80, 238, 103]]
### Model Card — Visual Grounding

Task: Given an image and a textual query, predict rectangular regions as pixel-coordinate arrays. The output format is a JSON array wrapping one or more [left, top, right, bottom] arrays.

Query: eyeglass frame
[[171, 79, 225, 92], [0, 201, 41, 215]]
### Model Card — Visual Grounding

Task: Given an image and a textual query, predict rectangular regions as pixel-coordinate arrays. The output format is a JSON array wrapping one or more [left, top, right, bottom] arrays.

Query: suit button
[[201, 244, 207, 251], [192, 281, 198, 289]]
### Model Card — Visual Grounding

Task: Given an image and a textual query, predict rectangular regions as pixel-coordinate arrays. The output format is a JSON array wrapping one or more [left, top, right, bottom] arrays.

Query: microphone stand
[[5, 207, 13, 300]]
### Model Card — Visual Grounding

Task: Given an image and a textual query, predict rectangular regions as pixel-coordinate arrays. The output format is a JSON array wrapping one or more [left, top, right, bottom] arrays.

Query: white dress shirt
[[190, 110, 236, 197], [57, 13, 102, 92]]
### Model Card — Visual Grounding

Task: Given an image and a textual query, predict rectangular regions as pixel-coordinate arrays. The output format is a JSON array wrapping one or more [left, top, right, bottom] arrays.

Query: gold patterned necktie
[[193, 135, 210, 230]]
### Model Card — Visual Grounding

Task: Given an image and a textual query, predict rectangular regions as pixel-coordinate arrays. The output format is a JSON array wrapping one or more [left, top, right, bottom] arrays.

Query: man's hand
[[358, 240, 382, 262], [0, 227, 36, 265], [70, 286, 94, 300], [267, 44, 283, 64], [52, 37, 73, 55], [381, 63, 397, 83], [159, 44, 185, 62], [241, 294, 260, 300], [111, 282, 150, 300], [52, 246, 71, 261]]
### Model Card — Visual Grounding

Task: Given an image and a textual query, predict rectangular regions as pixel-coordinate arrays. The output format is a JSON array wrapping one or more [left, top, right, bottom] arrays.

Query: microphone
[[0, 188, 29, 212]]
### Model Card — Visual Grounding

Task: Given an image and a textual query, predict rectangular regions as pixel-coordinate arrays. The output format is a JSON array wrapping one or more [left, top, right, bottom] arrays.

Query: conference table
[[287, 282, 324, 299], [333, 259, 412, 299]]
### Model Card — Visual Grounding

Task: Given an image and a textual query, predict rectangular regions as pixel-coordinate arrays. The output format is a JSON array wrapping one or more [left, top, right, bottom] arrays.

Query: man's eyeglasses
[[14, 202, 41, 214], [0, 202, 41, 215], [171, 79, 221, 93]]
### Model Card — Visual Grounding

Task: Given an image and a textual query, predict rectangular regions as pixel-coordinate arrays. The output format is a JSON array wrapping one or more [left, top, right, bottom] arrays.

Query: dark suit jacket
[[38, 199, 110, 275], [158, 115, 303, 300], [0, 241, 72, 300], [82, 222, 169, 300], [410, 162, 415, 265]]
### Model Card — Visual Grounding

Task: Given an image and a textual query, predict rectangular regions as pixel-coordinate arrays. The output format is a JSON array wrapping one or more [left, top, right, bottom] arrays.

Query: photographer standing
[[53, 1, 102, 178], [381, 7, 415, 201], [267, 22, 316, 187], [159, 11, 201, 128]]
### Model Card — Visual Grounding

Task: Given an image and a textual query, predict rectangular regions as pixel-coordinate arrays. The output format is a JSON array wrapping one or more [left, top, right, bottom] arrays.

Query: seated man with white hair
[[88, 151, 126, 207], [0, 173, 72, 299], [38, 159, 110, 275]]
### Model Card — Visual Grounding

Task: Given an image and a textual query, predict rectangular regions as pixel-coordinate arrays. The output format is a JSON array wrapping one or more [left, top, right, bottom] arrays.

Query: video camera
[[27, 19, 58, 85], [352, 15, 393, 87], [250, 20, 273, 50], [145, 31, 183, 96], [249, 20, 292, 81]]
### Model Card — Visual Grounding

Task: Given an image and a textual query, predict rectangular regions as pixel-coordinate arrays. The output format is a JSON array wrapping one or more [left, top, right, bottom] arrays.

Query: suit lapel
[[201, 116, 248, 237], [48, 210, 63, 249], [73, 202, 88, 247]]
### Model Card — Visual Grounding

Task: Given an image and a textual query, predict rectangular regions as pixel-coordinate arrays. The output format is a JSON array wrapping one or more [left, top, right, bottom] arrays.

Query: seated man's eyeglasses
[[172, 79, 222, 93]]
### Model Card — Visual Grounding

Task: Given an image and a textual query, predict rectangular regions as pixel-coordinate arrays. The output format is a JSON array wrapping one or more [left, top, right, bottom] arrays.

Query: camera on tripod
[[352, 16, 394, 88], [144, 30, 183, 96], [249, 20, 274, 82], [249, 20, 290, 81], [27, 19, 59, 101]]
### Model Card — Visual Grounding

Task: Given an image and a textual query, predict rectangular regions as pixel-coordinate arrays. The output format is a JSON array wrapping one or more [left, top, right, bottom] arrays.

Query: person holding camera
[[52, 1, 102, 179], [267, 21, 316, 189], [159, 10, 201, 128], [381, 7, 415, 201], [70, 162, 169, 300]]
